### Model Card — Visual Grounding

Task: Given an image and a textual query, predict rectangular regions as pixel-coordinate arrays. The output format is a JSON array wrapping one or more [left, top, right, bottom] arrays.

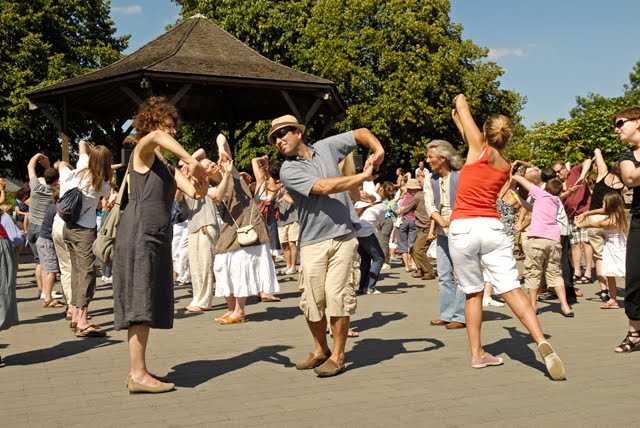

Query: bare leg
[[35, 264, 43, 293], [281, 242, 291, 269], [595, 259, 607, 291], [402, 253, 410, 271], [307, 316, 330, 357], [553, 285, 573, 315], [465, 292, 484, 358], [605, 276, 618, 306], [43, 272, 56, 302], [329, 316, 349, 366], [583, 243, 593, 279], [501, 288, 545, 344], [128, 324, 162, 387], [571, 244, 583, 277], [527, 287, 539, 312], [289, 240, 298, 271], [75, 306, 95, 330], [230, 297, 246, 318]]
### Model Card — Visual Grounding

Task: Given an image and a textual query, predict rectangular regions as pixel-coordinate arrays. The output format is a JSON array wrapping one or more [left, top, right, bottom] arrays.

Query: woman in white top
[[57, 141, 112, 337]]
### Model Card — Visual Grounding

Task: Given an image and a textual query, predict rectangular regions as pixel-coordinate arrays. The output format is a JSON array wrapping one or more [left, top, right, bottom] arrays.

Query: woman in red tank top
[[448, 94, 566, 381]]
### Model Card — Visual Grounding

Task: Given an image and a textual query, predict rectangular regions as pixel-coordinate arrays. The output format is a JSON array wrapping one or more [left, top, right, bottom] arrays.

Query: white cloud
[[112, 5, 142, 15], [487, 48, 526, 60]]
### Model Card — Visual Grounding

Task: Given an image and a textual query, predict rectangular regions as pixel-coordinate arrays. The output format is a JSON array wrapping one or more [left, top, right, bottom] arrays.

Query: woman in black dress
[[113, 97, 206, 393]]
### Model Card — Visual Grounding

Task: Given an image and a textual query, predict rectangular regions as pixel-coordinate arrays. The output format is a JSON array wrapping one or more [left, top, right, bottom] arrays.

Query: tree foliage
[[511, 61, 640, 168], [172, 0, 523, 178], [0, 0, 128, 179]]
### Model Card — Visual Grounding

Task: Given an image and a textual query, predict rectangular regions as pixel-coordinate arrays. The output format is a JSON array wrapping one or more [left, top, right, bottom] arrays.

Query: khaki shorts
[[278, 222, 300, 243], [298, 233, 358, 322], [586, 214, 606, 260], [524, 237, 563, 289]]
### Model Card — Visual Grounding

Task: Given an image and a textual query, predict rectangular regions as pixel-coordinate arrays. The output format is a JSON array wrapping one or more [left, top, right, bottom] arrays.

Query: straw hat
[[405, 178, 422, 190], [268, 114, 306, 142]]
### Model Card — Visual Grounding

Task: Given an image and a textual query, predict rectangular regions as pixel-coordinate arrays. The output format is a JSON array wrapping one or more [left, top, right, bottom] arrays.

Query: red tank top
[[450, 147, 510, 220]]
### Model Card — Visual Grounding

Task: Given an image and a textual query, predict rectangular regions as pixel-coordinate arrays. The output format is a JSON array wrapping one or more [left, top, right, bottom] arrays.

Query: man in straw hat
[[269, 114, 384, 377]]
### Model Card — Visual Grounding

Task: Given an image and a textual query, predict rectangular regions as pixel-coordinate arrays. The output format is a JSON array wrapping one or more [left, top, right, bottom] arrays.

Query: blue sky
[[110, 0, 640, 127]]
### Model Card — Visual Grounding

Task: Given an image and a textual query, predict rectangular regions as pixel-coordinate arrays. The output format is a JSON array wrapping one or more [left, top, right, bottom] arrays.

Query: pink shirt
[[527, 185, 561, 242]]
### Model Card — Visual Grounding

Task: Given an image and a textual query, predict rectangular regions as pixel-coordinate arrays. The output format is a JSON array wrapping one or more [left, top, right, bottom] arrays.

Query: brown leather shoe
[[422, 274, 436, 280], [411, 273, 423, 278], [313, 358, 345, 377], [430, 319, 449, 326], [446, 321, 466, 329], [295, 350, 331, 370]]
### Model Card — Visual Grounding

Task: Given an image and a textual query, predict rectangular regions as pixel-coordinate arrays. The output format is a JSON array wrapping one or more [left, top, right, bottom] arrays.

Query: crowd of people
[[1, 94, 640, 392]]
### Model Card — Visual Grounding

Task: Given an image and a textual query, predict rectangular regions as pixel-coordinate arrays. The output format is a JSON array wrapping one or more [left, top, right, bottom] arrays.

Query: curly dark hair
[[132, 96, 181, 138]]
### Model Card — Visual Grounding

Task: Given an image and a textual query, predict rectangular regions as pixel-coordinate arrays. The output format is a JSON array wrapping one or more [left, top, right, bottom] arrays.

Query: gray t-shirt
[[181, 192, 219, 235], [276, 200, 298, 226], [29, 176, 52, 226], [280, 131, 360, 247]]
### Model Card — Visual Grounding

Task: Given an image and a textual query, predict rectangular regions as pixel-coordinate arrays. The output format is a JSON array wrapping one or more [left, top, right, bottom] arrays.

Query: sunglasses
[[615, 118, 635, 129], [271, 127, 297, 143]]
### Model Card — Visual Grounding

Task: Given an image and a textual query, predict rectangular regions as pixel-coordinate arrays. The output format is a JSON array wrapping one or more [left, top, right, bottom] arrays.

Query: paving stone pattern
[[0, 259, 635, 427]]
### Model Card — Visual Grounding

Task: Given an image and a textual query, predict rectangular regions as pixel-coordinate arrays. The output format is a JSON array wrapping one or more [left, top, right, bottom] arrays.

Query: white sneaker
[[367, 288, 382, 295], [52, 291, 64, 299], [101, 276, 113, 284], [381, 263, 391, 270], [285, 267, 297, 275], [483, 298, 505, 307]]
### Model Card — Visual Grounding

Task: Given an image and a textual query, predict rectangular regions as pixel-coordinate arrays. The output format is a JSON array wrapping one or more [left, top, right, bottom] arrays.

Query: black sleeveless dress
[[113, 155, 176, 330]]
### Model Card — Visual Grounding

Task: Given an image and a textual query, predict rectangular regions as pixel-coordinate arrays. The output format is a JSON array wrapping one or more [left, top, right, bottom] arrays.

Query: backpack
[[56, 186, 83, 224]]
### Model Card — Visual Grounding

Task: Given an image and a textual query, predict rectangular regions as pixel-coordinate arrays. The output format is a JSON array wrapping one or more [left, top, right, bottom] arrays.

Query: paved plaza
[[0, 255, 635, 427]]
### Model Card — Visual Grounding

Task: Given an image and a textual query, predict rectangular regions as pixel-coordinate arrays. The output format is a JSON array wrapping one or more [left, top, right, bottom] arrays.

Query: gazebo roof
[[26, 14, 346, 123]]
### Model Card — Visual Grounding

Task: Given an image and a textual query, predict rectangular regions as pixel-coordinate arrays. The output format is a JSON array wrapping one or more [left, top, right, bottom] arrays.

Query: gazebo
[[26, 14, 346, 161]]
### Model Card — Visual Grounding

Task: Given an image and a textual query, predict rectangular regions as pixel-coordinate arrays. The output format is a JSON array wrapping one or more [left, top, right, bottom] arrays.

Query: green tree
[[173, 0, 523, 179], [512, 60, 640, 168], [0, 0, 128, 179]]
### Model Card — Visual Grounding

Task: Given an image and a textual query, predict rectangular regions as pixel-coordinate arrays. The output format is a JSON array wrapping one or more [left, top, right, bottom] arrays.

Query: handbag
[[222, 198, 258, 246], [92, 168, 129, 264]]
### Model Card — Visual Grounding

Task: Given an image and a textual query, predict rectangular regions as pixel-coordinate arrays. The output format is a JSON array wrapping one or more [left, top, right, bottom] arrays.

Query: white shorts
[[448, 217, 521, 295]]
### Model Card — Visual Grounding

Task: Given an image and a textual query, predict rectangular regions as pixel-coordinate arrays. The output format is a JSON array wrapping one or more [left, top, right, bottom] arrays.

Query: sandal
[[615, 330, 640, 353], [74, 326, 107, 338], [601, 301, 620, 309], [572, 275, 589, 285], [43, 299, 64, 308]]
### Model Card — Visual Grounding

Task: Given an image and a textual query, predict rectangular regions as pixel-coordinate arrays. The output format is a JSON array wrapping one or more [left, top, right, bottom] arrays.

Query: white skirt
[[214, 243, 280, 297]]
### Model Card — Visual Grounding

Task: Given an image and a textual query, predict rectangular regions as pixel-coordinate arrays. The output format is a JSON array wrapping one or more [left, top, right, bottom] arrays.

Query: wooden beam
[[120, 86, 144, 105], [304, 97, 324, 125], [169, 84, 192, 105], [280, 90, 301, 119], [61, 97, 69, 162]]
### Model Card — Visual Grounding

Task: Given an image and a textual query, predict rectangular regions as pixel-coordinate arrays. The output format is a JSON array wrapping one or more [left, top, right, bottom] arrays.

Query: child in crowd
[[35, 184, 63, 307], [577, 192, 628, 309], [511, 175, 575, 317]]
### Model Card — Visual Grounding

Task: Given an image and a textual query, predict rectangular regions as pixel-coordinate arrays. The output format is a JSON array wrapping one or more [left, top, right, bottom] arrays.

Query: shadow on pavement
[[3, 338, 121, 365], [351, 311, 408, 333], [483, 326, 550, 378], [482, 309, 513, 322], [346, 338, 444, 372], [248, 306, 303, 322], [165, 345, 293, 388]]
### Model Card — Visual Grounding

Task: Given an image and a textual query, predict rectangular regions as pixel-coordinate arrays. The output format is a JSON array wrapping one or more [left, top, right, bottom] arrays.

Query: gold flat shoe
[[127, 378, 175, 394]]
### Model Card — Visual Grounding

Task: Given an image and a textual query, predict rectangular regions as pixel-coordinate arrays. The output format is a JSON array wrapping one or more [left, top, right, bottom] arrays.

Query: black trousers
[[625, 217, 640, 320], [560, 235, 577, 302]]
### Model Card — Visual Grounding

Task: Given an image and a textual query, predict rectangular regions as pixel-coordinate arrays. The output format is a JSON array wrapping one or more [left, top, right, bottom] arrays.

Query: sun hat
[[405, 178, 422, 190], [268, 115, 306, 143]]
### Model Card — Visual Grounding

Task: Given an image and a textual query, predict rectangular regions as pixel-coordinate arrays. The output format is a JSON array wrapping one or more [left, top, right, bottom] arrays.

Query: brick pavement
[[0, 257, 635, 427]]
